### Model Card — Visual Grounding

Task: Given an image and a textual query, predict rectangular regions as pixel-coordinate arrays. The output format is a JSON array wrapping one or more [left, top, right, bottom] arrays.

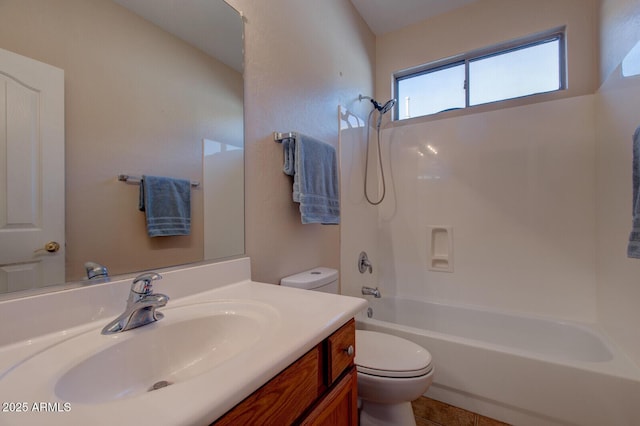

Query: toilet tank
[[280, 267, 338, 294]]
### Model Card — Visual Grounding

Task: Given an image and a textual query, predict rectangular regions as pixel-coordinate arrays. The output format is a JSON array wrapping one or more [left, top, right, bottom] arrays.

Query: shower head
[[359, 94, 396, 114], [379, 98, 396, 114], [374, 98, 397, 128]]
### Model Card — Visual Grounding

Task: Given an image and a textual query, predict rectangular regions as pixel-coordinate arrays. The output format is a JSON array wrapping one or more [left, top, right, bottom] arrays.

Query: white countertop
[[0, 259, 366, 425]]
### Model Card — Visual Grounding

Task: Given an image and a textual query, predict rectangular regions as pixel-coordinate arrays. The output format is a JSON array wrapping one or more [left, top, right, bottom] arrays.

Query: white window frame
[[393, 27, 566, 120]]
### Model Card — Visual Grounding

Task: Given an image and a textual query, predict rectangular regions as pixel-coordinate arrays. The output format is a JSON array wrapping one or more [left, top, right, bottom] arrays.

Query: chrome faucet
[[84, 261, 109, 280], [361, 286, 381, 298], [102, 272, 169, 335]]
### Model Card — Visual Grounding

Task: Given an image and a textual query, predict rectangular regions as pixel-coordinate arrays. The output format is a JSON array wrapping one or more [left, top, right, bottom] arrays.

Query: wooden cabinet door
[[326, 319, 356, 385], [214, 347, 321, 426], [301, 368, 358, 426]]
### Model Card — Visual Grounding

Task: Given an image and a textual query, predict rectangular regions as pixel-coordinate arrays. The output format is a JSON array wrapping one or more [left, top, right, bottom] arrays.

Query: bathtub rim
[[356, 298, 640, 381]]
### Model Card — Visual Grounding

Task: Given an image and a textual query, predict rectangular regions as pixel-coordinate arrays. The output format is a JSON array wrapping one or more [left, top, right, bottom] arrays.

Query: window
[[395, 29, 565, 120]]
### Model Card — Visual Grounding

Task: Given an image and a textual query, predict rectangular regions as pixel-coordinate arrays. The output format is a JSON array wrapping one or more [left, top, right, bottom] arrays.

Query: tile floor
[[413, 396, 511, 426]]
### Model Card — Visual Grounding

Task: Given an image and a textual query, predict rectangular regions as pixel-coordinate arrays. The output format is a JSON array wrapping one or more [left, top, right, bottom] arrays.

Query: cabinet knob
[[343, 345, 354, 357]]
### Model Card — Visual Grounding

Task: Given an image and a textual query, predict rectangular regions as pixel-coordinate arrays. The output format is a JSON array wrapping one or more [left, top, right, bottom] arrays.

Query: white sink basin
[[4, 300, 279, 405], [0, 269, 367, 426]]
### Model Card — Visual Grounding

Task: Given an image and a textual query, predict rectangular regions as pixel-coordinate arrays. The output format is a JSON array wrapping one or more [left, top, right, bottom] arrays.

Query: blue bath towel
[[139, 175, 191, 237], [628, 126, 640, 258], [282, 133, 340, 224]]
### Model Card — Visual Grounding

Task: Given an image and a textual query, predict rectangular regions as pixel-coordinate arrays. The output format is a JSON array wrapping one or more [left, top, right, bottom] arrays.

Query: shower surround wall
[[339, 0, 640, 374], [338, 0, 601, 323], [372, 96, 598, 322], [339, 108, 380, 297]]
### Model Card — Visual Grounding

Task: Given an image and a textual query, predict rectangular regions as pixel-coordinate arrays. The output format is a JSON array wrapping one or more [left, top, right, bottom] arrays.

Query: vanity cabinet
[[213, 319, 357, 426]]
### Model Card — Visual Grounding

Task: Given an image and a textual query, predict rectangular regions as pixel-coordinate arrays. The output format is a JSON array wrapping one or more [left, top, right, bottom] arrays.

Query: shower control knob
[[344, 345, 354, 357], [358, 251, 373, 274]]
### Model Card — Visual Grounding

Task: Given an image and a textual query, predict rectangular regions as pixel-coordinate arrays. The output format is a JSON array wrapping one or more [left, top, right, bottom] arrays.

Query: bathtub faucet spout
[[362, 286, 381, 298]]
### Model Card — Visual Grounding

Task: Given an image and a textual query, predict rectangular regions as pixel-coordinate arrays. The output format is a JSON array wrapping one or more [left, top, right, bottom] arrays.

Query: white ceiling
[[350, 0, 479, 35]]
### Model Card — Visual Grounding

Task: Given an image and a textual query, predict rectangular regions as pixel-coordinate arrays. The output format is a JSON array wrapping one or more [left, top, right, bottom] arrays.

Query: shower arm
[[359, 94, 381, 110]]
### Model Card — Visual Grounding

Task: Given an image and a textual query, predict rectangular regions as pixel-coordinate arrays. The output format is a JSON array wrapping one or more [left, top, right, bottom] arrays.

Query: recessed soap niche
[[427, 226, 453, 272]]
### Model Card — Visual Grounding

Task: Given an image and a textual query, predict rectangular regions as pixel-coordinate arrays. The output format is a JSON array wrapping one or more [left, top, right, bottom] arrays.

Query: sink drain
[[148, 380, 172, 392]]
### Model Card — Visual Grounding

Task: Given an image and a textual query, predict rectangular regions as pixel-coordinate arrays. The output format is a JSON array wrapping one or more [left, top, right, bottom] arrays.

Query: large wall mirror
[[0, 0, 244, 299]]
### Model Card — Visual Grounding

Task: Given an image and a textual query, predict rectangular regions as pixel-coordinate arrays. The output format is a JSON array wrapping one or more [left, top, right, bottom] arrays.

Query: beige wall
[[0, 0, 243, 281], [225, 0, 375, 284], [375, 0, 599, 115], [596, 0, 640, 366]]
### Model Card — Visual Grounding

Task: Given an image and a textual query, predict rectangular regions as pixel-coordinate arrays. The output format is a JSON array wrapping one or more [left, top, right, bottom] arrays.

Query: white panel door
[[0, 48, 64, 293]]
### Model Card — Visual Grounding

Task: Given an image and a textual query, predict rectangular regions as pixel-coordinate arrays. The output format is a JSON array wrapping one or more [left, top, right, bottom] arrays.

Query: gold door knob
[[34, 241, 61, 253]]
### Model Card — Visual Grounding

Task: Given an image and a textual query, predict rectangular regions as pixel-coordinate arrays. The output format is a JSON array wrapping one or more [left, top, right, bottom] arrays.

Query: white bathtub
[[356, 297, 640, 426]]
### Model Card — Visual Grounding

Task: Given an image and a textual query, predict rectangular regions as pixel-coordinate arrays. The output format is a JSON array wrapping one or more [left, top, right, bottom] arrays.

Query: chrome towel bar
[[273, 131, 297, 142], [117, 174, 200, 188]]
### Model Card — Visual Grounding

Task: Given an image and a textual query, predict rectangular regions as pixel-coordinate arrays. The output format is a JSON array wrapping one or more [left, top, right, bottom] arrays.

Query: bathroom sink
[[4, 300, 279, 405], [0, 271, 368, 426]]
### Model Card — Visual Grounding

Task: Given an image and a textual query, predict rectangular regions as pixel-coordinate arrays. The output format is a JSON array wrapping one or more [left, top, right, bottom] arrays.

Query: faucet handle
[[358, 251, 373, 274], [131, 272, 162, 294]]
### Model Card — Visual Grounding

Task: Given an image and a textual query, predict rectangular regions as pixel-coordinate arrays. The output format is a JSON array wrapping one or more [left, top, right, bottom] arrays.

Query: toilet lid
[[355, 330, 433, 378]]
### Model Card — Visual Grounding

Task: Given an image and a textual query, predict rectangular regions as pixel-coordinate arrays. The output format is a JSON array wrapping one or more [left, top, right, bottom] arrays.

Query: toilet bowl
[[356, 330, 434, 426], [280, 267, 434, 426]]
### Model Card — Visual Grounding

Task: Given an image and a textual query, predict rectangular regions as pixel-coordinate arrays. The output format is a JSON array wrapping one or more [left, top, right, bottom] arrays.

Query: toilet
[[281, 268, 434, 426]]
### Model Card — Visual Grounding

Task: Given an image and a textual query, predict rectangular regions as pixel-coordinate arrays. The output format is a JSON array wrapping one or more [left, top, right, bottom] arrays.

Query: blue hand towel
[[283, 133, 340, 224], [628, 126, 640, 258], [139, 175, 191, 237], [282, 137, 296, 176]]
